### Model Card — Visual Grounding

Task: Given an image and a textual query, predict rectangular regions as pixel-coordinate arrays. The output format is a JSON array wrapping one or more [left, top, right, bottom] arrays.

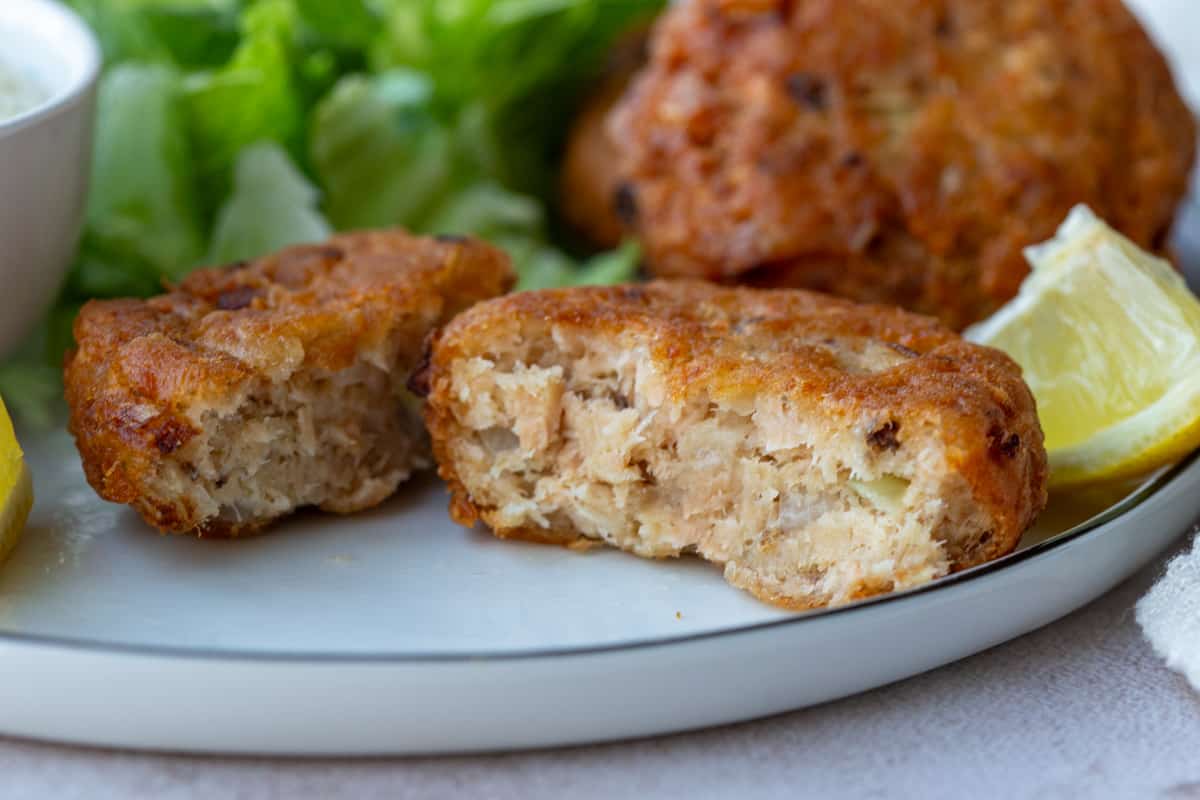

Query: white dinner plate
[[0, 1, 1196, 754], [0, 424, 1195, 755]]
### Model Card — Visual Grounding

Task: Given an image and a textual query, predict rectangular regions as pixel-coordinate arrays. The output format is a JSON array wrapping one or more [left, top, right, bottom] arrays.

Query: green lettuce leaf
[[572, 239, 642, 286], [208, 142, 333, 264], [511, 239, 641, 291], [371, 0, 664, 194], [139, 5, 241, 68], [0, 363, 63, 431], [70, 63, 204, 297], [310, 70, 452, 231], [310, 70, 625, 288], [293, 0, 379, 49], [183, 0, 305, 208], [423, 183, 544, 241], [65, 0, 240, 67], [0, 306, 78, 428], [372, 0, 659, 112]]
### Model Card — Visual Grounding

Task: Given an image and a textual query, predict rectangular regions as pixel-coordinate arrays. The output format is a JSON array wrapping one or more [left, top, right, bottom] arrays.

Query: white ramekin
[[0, 0, 101, 357]]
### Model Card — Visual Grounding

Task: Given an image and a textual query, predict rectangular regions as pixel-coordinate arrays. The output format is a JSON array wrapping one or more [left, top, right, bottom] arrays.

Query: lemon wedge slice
[[0, 394, 32, 564], [968, 205, 1200, 489]]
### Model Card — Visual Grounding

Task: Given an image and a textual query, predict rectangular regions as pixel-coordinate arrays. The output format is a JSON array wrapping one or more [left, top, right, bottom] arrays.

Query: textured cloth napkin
[[1140, 530, 1200, 690]]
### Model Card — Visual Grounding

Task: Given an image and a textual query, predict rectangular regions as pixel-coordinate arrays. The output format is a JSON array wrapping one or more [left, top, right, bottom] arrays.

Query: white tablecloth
[[4, 533, 1200, 800]]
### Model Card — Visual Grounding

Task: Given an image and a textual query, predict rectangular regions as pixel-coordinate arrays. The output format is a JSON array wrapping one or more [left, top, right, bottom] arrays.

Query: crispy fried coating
[[559, 28, 650, 249], [66, 231, 513, 536], [422, 280, 1048, 609], [603, 0, 1196, 329], [560, 81, 631, 250]]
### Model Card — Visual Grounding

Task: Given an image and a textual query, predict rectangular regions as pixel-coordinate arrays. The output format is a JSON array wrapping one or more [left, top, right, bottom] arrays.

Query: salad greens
[[1, 0, 663, 423]]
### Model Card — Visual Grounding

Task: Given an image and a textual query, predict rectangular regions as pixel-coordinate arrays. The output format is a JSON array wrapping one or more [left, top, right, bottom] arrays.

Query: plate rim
[[2, 450, 1195, 665]]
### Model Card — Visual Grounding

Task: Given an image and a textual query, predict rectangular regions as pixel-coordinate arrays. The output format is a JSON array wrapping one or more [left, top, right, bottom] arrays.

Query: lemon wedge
[[967, 205, 1200, 489], [0, 395, 32, 564]]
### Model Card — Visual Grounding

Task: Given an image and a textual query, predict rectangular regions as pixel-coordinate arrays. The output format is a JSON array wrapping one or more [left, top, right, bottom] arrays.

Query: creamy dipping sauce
[[0, 60, 46, 122]]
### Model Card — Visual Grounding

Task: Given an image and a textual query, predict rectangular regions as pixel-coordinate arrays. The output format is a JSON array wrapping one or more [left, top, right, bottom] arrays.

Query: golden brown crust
[[729, 575, 901, 613], [606, 0, 1196, 329], [66, 230, 514, 535], [560, 81, 629, 250], [425, 280, 1049, 580], [559, 29, 650, 249], [494, 525, 603, 552]]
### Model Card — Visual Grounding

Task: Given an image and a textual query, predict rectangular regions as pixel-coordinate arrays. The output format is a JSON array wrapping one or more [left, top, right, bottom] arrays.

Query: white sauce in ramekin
[[0, 59, 46, 122]]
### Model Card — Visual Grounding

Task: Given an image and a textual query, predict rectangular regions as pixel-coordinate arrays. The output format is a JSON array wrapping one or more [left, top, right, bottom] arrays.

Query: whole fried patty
[[590, 0, 1195, 329], [559, 27, 651, 250], [421, 280, 1048, 609], [66, 230, 513, 536]]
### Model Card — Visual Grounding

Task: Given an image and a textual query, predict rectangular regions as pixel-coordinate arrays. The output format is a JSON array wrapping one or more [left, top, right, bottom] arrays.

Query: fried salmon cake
[[603, 0, 1196, 330], [420, 281, 1047, 609], [559, 27, 649, 249], [66, 231, 513, 536], [560, 79, 631, 251]]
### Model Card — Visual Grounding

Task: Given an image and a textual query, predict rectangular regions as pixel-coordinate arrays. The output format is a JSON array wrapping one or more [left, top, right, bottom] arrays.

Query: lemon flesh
[[0, 395, 32, 564], [967, 205, 1200, 489]]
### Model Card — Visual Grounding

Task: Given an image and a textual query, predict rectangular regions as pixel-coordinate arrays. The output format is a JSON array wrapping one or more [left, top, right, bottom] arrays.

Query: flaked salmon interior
[[437, 327, 1002, 609]]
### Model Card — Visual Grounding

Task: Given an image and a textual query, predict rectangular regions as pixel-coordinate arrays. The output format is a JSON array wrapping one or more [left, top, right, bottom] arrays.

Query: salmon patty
[[593, 0, 1195, 329], [66, 230, 513, 536], [420, 281, 1048, 609], [559, 27, 650, 250]]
